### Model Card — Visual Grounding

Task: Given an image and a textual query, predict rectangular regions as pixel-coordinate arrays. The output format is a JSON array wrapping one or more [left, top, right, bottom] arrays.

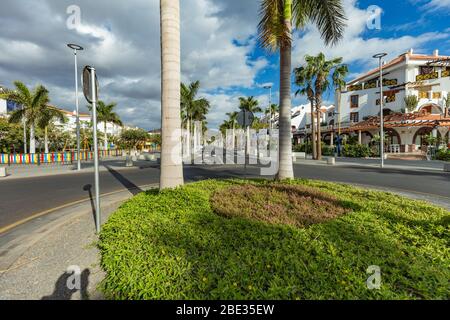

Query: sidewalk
[[0, 184, 158, 300], [296, 156, 448, 173]]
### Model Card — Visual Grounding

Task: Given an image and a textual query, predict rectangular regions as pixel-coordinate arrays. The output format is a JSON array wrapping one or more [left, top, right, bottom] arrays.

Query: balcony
[[416, 72, 439, 81]]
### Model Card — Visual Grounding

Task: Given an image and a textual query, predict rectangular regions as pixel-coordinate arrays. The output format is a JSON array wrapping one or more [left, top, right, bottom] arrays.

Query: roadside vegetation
[[99, 179, 449, 300]]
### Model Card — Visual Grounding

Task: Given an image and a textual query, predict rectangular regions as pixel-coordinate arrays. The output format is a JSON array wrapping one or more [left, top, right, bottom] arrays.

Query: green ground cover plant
[[99, 179, 449, 300]]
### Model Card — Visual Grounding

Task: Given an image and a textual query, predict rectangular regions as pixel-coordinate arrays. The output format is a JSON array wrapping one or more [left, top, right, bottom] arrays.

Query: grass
[[98, 179, 450, 300]]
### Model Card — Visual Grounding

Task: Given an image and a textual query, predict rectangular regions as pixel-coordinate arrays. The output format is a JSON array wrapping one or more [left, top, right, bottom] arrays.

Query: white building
[[294, 49, 450, 152]]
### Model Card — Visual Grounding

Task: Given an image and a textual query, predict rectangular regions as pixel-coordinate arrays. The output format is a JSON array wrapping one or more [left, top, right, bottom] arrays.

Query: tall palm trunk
[[104, 122, 108, 150], [277, 0, 294, 180], [44, 126, 49, 154], [310, 100, 317, 159], [29, 123, 36, 154], [316, 92, 323, 160], [160, 0, 184, 189]]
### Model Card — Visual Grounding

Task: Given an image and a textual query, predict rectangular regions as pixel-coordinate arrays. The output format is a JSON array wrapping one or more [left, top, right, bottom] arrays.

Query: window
[[350, 112, 359, 123], [419, 66, 434, 75], [350, 95, 359, 109], [432, 92, 441, 99]]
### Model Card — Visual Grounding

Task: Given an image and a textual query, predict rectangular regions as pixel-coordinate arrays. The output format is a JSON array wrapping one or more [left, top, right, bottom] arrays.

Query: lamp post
[[67, 43, 84, 171], [373, 53, 388, 168]]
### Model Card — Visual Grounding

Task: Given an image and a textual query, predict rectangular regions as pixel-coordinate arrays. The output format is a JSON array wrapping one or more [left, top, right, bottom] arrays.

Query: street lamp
[[373, 53, 388, 168], [67, 43, 84, 171], [263, 85, 273, 130]]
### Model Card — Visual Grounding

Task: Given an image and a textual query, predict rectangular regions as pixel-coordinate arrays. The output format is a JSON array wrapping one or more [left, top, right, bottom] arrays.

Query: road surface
[[0, 163, 449, 230]]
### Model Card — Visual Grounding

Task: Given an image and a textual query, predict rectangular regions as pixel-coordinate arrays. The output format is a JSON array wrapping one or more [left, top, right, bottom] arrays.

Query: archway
[[413, 127, 442, 148], [419, 104, 442, 115], [384, 128, 401, 145]]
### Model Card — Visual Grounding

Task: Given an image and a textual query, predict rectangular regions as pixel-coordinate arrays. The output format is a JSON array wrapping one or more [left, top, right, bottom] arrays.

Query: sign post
[[82, 66, 101, 234]]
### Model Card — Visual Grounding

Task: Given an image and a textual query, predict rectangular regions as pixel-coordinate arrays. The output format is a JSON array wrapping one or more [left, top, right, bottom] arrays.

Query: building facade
[[295, 50, 450, 153]]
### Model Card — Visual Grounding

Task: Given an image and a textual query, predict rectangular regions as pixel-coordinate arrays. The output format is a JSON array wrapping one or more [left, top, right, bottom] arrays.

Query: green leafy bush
[[342, 144, 372, 158], [99, 180, 450, 300], [435, 149, 450, 162], [293, 143, 334, 156]]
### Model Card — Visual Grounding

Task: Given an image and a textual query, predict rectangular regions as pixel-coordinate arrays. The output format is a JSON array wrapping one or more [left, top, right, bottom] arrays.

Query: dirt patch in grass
[[211, 183, 352, 228]]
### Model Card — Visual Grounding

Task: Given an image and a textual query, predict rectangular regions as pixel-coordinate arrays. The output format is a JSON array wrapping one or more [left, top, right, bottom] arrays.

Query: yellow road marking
[[0, 184, 158, 235]]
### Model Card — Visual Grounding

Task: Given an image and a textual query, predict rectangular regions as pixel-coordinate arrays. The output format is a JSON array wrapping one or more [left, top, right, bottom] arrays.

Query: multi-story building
[[319, 49, 450, 153]]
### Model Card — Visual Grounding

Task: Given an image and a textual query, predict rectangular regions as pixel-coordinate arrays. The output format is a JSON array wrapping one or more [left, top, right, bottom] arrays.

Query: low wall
[[0, 150, 123, 165]]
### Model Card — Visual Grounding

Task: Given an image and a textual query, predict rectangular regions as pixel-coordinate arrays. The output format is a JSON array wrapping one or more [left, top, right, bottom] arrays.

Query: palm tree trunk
[[44, 126, 49, 154], [29, 123, 36, 154], [277, 1, 294, 180], [104, 123, 108, 150], [310, 100, 317, 159], [160, 0, 184, 189], [316, 107, 322, 160]]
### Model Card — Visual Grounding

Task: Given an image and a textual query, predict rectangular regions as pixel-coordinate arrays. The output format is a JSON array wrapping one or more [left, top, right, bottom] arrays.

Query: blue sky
[[0, 0, 449, 130], [222, 0, 450, 110]]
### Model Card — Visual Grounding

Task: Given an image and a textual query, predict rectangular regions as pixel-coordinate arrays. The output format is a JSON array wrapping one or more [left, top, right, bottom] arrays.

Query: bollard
[[327, 157, 336, 165], [0, 167, 7, 177]]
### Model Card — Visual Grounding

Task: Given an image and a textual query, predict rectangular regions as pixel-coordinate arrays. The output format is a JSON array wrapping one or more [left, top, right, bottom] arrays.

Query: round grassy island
[[98, 179, 449, 300]]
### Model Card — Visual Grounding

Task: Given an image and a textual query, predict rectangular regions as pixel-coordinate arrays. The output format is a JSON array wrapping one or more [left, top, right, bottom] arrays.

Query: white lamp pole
[[373, 53, 388, 168], [68, 44, 84, 171]]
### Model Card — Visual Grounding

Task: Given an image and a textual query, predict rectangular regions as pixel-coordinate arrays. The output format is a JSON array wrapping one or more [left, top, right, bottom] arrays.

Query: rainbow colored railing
[[0, 150, 123, 165]]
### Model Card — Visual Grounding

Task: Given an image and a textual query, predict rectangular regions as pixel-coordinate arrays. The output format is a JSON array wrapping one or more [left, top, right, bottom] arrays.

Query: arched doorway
[[413, 127, 442, 149], [419, 104, 442, 115], [385, 128, 401, 145]]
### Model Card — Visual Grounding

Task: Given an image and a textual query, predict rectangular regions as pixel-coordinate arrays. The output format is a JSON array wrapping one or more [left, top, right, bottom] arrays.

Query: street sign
[[237, 110, 254, 128], [82, 66, 99, 104]]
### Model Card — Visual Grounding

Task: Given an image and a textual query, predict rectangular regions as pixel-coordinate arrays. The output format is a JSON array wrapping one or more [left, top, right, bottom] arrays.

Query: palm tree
[[333, 63, 348, 138], [294, 65, 317, 159], [265, 104, 279, 129], [88, 101, 123, 151], [160, 0, 184, 189], [311, 54, 345, 160], [37, 106, 67, 154], [239, 96, 262, 153], [226, 111, 239, 150], [258, 0, 346, 179], [0, 81, 50, 154], [181, 81, 210, 155]]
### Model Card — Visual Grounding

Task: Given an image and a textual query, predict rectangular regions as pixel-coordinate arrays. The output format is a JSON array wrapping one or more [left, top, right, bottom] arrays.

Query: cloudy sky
[[0, 0, 449, 130]]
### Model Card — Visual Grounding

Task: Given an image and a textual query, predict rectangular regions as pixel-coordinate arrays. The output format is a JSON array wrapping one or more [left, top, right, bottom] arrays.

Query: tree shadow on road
[[41, 268, 90, 300], [104, 165, 143, 196]]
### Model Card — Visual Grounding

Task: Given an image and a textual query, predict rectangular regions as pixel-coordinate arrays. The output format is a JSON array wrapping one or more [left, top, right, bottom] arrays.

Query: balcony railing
[[416, 71, 439, 81]]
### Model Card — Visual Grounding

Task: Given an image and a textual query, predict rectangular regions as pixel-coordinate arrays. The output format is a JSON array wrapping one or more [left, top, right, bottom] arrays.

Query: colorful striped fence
[[0, 150, 123, 165]]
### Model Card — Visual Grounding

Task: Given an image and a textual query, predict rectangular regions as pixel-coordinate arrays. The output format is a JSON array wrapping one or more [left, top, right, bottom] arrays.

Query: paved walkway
[[297, 156, 447, 172], [1, 157, 158, 180], [0, 185, 157, 300]]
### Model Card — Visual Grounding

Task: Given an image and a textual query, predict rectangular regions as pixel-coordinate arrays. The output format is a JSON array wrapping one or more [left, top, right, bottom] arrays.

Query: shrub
[[99, 179, 449, 300], [293, 143, 334, 156], [342, 144, 372, 158], [435, 149, 450, 162]]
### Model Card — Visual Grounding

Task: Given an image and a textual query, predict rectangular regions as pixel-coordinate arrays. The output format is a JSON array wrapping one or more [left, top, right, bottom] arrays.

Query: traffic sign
[[237, 110, 254, 128], [82, 66, 99, 104]]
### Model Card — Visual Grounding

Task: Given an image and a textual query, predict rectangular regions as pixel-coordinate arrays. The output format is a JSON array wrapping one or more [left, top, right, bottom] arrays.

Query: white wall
[[0, 99, 7, 115]]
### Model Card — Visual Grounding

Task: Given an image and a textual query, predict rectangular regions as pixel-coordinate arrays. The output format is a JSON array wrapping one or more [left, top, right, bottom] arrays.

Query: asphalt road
[[0, 163, 449, 230]]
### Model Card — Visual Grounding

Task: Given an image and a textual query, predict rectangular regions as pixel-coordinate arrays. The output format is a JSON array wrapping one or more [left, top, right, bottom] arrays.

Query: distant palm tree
[[0, 81, 51, 154], [294, 65, 317, 159], [225, 111, 240, 150], [258, 0, 346, 179], [307, 53, 346, 160], [239, 96, 262, 153], [265, 104, 279, 129], [37, 106, 67, 153], [160, 0, 184, 189], [181, 81, 210, 154], [88, 101, 122, 150]]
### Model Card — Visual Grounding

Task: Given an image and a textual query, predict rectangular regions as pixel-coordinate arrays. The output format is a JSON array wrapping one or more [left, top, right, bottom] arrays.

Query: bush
[[293, 143, 334, 156], [99, 180, 449, 300], [435, 149, 450, 162], [342, 144, 372, 158]]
